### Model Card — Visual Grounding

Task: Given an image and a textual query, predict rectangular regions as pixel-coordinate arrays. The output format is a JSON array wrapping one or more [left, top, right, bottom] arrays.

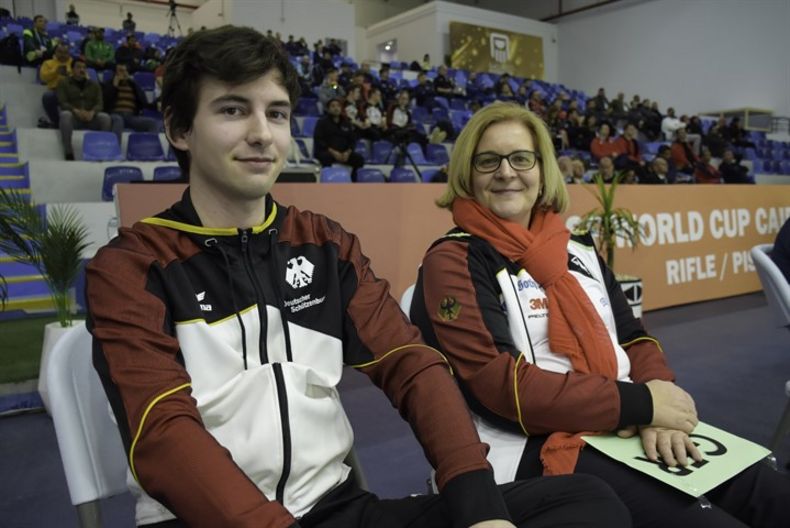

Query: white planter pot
[[38, 321, 82, 413], [617, 276, 643, 319]]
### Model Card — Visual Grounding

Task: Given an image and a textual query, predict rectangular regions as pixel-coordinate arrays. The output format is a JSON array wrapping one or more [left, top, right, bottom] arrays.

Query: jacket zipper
[[272, 363, 292, 504], [240, 230, 269, 365]]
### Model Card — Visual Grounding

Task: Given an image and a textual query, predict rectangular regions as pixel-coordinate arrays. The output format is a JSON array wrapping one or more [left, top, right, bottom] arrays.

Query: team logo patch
[[438, 296, 461, 322], [285, 256, 314, 289]]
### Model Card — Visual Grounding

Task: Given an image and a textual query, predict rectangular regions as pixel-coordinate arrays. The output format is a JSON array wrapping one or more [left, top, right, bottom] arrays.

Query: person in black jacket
[[104, 62, 159, 141], [719, 149, 753, 184], [313, 98, 364, 179]]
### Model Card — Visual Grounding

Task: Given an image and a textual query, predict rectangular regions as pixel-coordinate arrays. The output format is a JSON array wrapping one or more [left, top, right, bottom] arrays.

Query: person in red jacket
[[670, 128, 698, 177], [693, 146, 722, 184], [590, 122, 624, 161]]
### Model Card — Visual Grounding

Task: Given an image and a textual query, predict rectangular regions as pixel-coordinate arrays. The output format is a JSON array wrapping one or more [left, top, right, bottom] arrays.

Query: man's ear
[[164, 108, 189, 151]]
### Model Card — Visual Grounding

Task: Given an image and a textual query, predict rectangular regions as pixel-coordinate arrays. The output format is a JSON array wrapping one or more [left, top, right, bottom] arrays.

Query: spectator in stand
[[692, 146, 721, 184], [414, 71, 435, 108], [317, 67, 345, 108], [498, 82, 516, 100], [557, 155, 574, 183], [115, 34, 144, 73], [358, 62, 375, 84], [57, 58, 112, 160], [295, 55, 313, 95], [592, 87, 608, 113], [465, 72, 487, 100], [40, 43, 73, 126], [640, 156, 670, 184], [704, 116, 729, 157], [687, 115, 704, 136], [85, 28, 115, 71], [661, 107, 686, 142], [122, 12, 136, 34], [609, 92, 627, 123], [772, 218, 790, 282], [725, 117, 756, 149], [338, 61, 353, 89], [66, 4, 80, 26], [104, 62, 159, 141], [23, 14, 56, 67], [142, 46, 163, 71], [324, 38, 342, 56], [593, 156, 617, 183], [375, 67, 397, 106], [78, 27, 95, 56], [387, 89, 426, 147], [656, 145, 678, 183], [284, 35, 300, 56], [296, 37, 309, 56], [568, 114, 595, 151], [527, 91, 546, 118], [364, 87, 387, 139], [590, 122, 624, 162], [670, 128, 698, 178], [494, 73, 513, 97], [433, 64, 455, 98], [420, 53, 431, 71], [345, 84, 377, 141], [314, 98, 364, 180], [719, 149, 752, 184], [613, 122, 645, 178]]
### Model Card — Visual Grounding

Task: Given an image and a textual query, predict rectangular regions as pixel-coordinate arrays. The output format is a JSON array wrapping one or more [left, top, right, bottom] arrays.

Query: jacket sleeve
[[56, 80, 73, 111], [39, 60, 57, 85], [86, 231, 297, 528], [330, 222, 510, 527], [597, 252, 675, 384], [415, 240, 654, 435]]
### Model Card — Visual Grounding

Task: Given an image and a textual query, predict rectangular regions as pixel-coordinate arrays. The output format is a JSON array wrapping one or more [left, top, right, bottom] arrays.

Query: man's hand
[[83, 110, 95, 122], [646, 379, 698, 433], [469, 521, 516, 528]]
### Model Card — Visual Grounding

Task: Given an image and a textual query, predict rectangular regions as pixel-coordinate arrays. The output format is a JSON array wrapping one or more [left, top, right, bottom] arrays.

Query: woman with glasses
[[409, 101, 789, 528]]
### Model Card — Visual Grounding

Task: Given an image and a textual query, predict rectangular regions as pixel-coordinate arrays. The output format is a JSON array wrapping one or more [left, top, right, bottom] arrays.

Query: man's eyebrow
[[209, 94, 250, 106], [269, 100, 292, 110]]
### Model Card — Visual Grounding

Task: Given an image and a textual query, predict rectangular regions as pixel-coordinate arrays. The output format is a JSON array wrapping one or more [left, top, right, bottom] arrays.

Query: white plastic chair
[[47, 322, 129, 527], [400, 283, 416, 318], [750, 244, 790, 452]]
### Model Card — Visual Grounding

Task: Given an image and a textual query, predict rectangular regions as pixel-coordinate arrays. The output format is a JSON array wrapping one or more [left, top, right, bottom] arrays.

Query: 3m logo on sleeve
[[196, 291, 212, 312], [286, 256, 314, 289]]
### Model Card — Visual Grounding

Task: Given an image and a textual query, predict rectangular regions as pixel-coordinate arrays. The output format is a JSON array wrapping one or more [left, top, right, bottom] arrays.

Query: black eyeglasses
[[472, 150, 541, 173]]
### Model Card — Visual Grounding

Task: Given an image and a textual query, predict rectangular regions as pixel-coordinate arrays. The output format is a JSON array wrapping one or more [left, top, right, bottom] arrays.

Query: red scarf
[[452, 198, 618, 475]]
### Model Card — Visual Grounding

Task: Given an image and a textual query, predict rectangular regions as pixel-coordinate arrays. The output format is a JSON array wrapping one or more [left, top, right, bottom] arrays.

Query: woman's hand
[[645, 379, 698, 433], [618, 425, 703, 467]]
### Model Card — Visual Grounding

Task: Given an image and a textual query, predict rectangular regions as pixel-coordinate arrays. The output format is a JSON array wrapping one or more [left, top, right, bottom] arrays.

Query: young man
[[56, 58, 112, 160], [86, 26, 628, 528], [103, 62, 159, 141]]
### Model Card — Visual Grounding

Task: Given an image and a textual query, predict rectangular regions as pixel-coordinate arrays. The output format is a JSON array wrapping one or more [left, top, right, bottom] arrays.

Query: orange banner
[[117, 184, 790, 311]]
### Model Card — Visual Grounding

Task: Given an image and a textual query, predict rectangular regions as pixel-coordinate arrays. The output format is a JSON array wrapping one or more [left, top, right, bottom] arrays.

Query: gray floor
[[1, 292, 788, 527]]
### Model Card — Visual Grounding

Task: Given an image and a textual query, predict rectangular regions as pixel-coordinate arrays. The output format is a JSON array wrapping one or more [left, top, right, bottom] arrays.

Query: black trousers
[[145, 473, 630, 527], [517, 435, 790, 528]]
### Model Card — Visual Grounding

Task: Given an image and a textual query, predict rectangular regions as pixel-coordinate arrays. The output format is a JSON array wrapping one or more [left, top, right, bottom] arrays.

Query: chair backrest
[[152, 165, 182, 182], [82, 132, 123, 162], [371, 140, 393, 164], [426, 144, 449, 165], [399, 283, 415, 317], [300, 116, 318, 138], [320, 166, 352, 183], [102, 166, 143, 201], [406, 142, 427, 164], [47, 322, 129, 511], [751, 244, 790, 329], [390, 167, 417, 183], [356, 168, 386, 183], [127, 132, 165, 161]]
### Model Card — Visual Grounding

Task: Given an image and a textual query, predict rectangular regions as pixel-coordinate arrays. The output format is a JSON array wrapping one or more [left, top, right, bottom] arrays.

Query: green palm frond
[[575, 172, 643, 271], [0, 188, 90, 326]]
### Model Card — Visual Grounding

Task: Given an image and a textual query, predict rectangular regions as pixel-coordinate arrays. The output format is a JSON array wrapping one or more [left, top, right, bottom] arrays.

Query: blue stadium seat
[[153, 166, 182, 182], [295, 98, 320, 117], [82, 132, 123, 162], [165, 146, 178, 161], [133, 71, 156, 92], [426, 144, 449, 165], [433, 96, 449, 110], [127, 133, 165, 161], [411, 106, 433, 126], [371, 140, 394, 164], [294, 138, 313, 161], [449, 98, 467, 111], [390, 167, 417, 183], [320, 166, 352, 183], [419, 168, 440, 183], [354, 139, 371, 162], [406, 143, 428, 165], [432, 107, 449, 122], [356, 168, 386, 183], [299, 116, 318, 138], [102, 166, 143, 201]]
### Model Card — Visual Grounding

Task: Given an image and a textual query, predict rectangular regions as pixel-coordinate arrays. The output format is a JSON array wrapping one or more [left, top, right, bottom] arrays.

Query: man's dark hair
[[33, 14, 45, 24], [162, 25, 300, 178], [72, 57, 86, 68]]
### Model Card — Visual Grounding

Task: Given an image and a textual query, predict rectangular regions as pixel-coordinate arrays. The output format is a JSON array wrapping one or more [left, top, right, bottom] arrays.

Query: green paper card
[[582, 421, 770, 497]]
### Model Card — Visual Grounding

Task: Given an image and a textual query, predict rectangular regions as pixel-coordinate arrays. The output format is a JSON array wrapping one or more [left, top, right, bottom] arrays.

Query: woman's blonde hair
[[437, 101, 569, 214]]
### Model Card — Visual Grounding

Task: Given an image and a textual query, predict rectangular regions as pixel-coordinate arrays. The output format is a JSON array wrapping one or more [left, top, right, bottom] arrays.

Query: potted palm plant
[[575, 172, 644, 317], [0, 188, 90, 410]]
